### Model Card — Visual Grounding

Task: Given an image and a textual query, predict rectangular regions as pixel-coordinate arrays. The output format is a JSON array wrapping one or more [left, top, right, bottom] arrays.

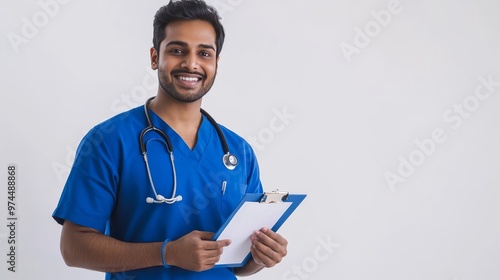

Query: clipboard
[[212, 190, 307, 267]]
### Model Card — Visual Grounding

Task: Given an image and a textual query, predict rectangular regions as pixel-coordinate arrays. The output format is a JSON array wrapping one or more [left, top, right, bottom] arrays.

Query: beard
[[158, 68, 216, 103]]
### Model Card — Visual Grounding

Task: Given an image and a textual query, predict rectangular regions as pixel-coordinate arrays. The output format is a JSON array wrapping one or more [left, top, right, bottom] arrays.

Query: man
[[52, 0, 288, 279]]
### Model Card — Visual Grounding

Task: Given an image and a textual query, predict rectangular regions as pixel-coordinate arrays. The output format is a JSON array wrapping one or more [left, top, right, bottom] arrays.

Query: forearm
[[234, 257, 265, 276], [60, 220, 162, 273]]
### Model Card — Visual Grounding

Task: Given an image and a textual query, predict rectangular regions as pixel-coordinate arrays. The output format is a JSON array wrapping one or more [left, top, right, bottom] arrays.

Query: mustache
[[171, 70, 206, 79]]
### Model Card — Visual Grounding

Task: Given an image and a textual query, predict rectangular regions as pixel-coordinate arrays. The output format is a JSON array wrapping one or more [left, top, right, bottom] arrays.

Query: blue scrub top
[[52, 105, 263, 279]]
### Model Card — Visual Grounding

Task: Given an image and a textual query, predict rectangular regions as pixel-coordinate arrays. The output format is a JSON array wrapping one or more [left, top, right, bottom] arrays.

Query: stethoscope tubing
[[140, 96, 237, 204]]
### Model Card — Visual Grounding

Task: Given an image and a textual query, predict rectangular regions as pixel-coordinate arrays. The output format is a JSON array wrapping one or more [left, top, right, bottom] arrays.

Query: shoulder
[[76, 106, 145, 151], [93, 106, 144, 134]]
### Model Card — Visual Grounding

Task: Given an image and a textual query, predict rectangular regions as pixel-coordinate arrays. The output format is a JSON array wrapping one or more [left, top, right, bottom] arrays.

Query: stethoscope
[[140, 97, 238, 204]]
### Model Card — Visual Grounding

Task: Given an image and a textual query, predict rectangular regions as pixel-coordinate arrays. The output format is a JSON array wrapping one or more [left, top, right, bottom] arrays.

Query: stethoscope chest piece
[[223, 152, 238, 170]]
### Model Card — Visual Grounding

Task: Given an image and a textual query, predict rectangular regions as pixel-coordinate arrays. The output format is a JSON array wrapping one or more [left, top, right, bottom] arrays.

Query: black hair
[[153, 0, 225, 57]]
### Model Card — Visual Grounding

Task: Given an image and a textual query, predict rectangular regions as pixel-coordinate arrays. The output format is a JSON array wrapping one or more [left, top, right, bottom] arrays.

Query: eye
[[199, 51, 213, 58], [169, 48, 184, 55]]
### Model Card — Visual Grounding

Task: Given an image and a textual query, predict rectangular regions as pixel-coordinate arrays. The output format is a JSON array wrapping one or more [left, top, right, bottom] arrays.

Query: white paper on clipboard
[[215, 201, 292, 266]]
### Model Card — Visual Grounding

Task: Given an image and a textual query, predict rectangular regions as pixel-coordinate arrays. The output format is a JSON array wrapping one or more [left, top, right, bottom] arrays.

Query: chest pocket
[[207, 167, 248, 221]]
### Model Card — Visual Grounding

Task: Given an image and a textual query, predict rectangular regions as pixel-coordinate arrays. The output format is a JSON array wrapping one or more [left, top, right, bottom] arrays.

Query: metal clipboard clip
[[260, 189, 289, 204]]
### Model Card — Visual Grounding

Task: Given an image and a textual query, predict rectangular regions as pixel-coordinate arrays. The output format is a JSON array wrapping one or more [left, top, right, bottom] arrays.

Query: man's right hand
[[165, 230, 231, 271]]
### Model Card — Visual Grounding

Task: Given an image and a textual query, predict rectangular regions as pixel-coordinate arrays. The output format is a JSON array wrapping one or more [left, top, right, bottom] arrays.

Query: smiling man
[[52, 0, 288, 279]]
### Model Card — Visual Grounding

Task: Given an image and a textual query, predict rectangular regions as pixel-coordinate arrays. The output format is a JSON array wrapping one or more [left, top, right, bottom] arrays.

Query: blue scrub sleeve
[[52, 126, 118, 233]]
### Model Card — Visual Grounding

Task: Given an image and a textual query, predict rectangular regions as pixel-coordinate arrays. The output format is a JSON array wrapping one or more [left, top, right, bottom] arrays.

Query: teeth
[[179, 76, 199, 82]]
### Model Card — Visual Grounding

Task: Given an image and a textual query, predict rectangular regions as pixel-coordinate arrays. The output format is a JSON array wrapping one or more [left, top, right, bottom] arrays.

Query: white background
[[1, 0, 500, 279]]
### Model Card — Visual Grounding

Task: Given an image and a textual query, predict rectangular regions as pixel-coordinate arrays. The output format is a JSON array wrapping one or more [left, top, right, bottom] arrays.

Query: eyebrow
[[165, 40, 216, 52]]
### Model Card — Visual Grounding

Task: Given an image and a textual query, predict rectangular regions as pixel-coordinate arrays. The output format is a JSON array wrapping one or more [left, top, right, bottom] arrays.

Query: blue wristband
[[161, 239, 170, 268]]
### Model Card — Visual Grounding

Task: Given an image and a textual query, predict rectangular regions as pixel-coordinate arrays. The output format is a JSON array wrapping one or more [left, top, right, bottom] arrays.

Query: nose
[[181, 53, 199, 71]]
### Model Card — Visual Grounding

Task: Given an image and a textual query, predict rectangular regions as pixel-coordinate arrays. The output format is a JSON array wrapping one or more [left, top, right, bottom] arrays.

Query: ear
[[216, 56, 220, 72], [150, 47, 158, 70]]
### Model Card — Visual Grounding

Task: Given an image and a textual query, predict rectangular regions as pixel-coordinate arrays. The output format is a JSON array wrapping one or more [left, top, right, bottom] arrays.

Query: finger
[[250, 243, 264, 265], [202, 239, 231, 250], [204, 253, 223, 266], [260, 228, 288, 247], [250, 249, 265, 267], [190, 247, 223, 271], [201, 245, 228, 267], [251, 237, 277, 261], [250, 242, 275, 268], [252, 230, 286, 255], [251, 232, 287, 266]]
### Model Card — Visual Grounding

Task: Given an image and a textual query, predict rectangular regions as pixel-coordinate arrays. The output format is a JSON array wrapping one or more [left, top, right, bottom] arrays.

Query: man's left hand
[[249, 227, 288, 268]]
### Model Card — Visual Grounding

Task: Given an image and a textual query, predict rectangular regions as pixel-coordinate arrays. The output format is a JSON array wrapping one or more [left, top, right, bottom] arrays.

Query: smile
[[177, 76, 200, 82]]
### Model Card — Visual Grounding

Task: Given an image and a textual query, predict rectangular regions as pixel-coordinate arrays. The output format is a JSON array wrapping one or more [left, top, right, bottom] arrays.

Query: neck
[[149, 93, 202, 126], [148, 94, 203, 150]]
